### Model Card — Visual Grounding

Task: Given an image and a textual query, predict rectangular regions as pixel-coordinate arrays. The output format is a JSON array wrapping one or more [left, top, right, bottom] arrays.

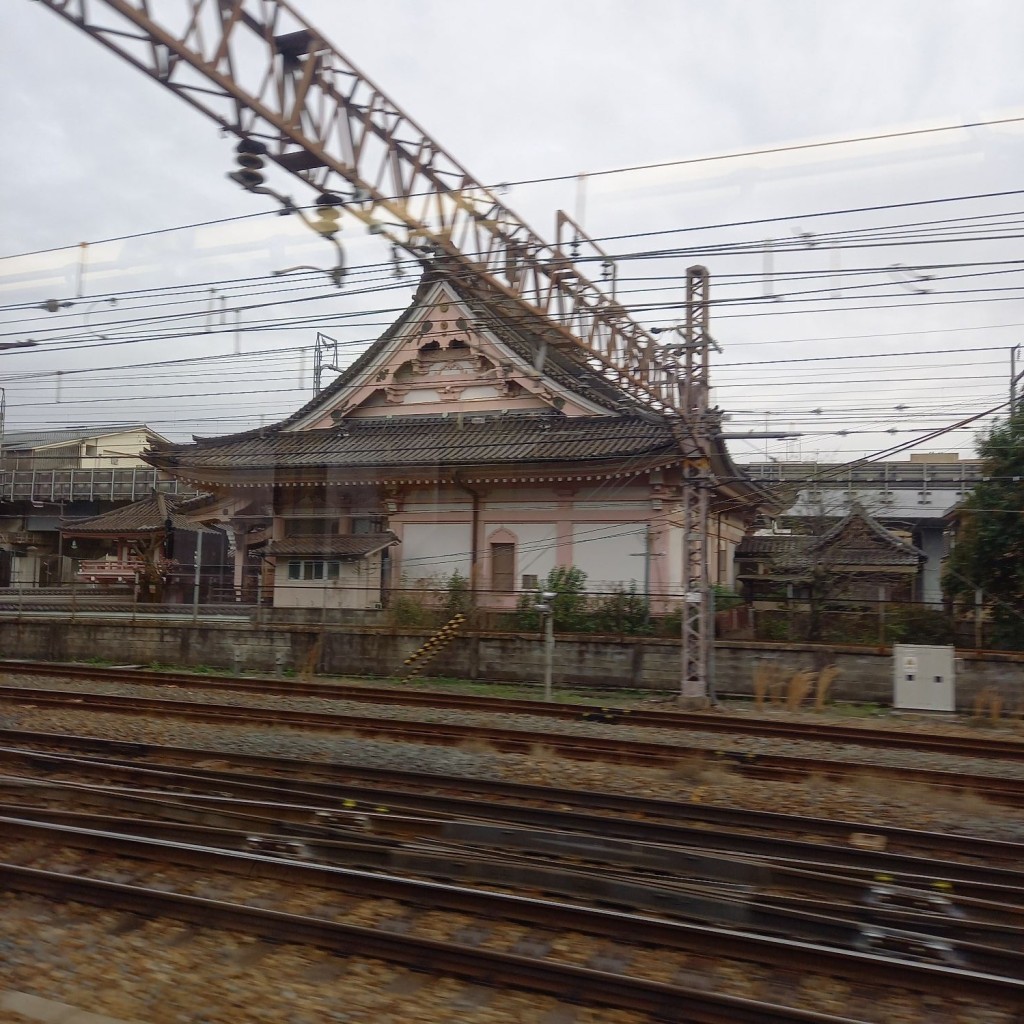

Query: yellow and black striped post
[[402, 613, 466, 681]]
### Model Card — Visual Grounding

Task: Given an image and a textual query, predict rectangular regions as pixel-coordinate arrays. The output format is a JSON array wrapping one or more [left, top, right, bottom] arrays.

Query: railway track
[[6, 734, 1024, 940], [3, 683, 1023, 807], [0, 863, 878, 1024], [5, 667, 1024, 1021], [6, 786, 1024, 957], [5, 658, 1023, 761], [3, 813, 1022, 1021], [4, 739, 1023, 893]]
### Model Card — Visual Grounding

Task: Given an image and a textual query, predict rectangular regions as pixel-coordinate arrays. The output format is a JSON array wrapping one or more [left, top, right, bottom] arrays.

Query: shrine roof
[[145, 411, 679, 474], [265, 532, 399, 559], [737, 507, 924, 567], [61, 493, 216, 536]]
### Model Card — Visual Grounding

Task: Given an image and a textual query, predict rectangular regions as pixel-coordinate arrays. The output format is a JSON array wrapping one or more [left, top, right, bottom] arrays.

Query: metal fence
[[0, 583, 1013, 651], [0, 580, 728, 636], [0, 468, 201, 504], [749, 598, 970, 648], [0, 587, 251, 623]]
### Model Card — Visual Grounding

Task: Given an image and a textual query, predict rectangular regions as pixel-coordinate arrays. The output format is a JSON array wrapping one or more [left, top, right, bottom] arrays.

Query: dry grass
[[669, 754, 711, 783], [972, 687, 1004, 724], [666, 755, 736, 789], [525, 741, 561, 765], [754, 662, 836, 711], [815, 665, 839, 711], [457, 736, 497, 756], [753, 664, 784, 709], [298, 636, 324, 681], [698, 762, 738, 787], [786, 670, 817, 711], [850, 770, 993, 816]]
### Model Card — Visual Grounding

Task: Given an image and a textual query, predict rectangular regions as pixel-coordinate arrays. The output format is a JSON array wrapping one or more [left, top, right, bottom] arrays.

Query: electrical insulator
[[312, 192, 343, 237], [234, 138, 268, 188]]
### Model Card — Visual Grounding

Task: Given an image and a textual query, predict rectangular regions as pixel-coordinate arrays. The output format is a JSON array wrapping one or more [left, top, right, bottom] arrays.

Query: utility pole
[[314, 332, 343, 395], [1011, 344, 1023, 416], [678, 267, 715, 707]]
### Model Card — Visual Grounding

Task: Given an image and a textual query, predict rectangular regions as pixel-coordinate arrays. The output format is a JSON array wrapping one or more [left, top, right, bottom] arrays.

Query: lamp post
[[534, 590, 557, 702]]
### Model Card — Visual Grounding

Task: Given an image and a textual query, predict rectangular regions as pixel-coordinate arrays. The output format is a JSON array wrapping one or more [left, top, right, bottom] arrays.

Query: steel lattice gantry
[[34, 0, 720, 701], [37, 0, 702, 418]]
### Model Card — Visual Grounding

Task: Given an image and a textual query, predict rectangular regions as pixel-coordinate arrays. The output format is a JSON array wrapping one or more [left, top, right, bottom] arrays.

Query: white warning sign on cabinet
[[903, 657, 917, 672]]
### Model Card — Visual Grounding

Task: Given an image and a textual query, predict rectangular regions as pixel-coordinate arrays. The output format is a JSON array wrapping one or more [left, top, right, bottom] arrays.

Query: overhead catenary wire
[[3, 166, 1022, 458]]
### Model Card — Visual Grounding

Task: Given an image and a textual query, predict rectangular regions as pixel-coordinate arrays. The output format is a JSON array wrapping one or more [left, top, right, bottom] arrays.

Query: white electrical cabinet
[[892, 644, 956, 712]]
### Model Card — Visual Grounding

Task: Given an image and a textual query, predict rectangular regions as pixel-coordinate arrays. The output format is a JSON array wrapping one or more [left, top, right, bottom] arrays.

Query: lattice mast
[[36, 0, 707, 421], [679, 267, 713, 702]]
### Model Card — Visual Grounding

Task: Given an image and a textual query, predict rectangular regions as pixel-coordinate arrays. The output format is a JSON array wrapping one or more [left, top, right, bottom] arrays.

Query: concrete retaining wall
[[1, 615, 1022, 710]]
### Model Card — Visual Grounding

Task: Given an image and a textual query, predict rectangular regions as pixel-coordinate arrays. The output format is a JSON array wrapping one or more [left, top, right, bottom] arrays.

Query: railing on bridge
[[76, 556, 146, 584], [0, 468, 201, 504], [0, 587, 253, 623]]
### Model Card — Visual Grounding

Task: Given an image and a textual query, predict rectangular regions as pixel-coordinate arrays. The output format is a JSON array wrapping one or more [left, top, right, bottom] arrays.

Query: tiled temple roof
[[737, 508, 924, 567], [62, 493, 214, 535], [265, 532, 399, 559], [146, 412, 679, 474]]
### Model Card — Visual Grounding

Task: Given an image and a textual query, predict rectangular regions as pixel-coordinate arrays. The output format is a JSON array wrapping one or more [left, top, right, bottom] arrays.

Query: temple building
[[144, 267, 771, 614]]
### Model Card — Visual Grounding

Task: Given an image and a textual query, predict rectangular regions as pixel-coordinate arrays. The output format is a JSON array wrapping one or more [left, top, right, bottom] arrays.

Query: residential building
[[0, 425, 166, 472]]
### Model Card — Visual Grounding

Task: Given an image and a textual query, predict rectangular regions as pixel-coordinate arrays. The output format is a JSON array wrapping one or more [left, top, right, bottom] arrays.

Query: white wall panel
[[400, 523, 473, 582], [571, 524, 648, 589]]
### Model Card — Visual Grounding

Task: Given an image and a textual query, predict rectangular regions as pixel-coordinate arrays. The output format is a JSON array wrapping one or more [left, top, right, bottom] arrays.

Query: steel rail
[[4, 816, 1023, 1004], [3, 686, 1023, 806], [3, 862, 882, 1024], [5, 743, 1023, 902], [12, 781, 1020, 934], [6, 660, 1024, 762], [0, 870, 856, 1024], [3, 729, 1020, 867], [7, 803, 1022, 958]]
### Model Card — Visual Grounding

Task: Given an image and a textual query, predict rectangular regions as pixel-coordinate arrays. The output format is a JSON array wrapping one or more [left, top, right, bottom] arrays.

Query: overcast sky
[[2, 0, 1023, 462]]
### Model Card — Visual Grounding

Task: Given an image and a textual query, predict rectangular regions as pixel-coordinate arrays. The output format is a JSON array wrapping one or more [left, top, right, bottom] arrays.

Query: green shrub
[[515, 565, 591, 632], [712, 586, 744, 611], [590, 582, 652, 635], [441, 569, 473, 619], [884, 605, 954, 645], [755, 612, 792, 642], [387, 590, 434, 628]]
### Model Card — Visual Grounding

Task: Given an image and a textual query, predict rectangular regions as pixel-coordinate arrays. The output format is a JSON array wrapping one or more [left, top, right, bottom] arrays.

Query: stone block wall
[[1, 615, 1022, 711]]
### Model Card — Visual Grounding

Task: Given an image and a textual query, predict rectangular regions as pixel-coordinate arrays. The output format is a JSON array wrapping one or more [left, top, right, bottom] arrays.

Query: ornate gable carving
[[296, 282, 608, 428]]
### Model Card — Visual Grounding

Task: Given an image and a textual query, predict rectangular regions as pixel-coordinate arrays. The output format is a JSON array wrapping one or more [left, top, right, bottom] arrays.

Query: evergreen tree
[[944, 410, 1024, 649]]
